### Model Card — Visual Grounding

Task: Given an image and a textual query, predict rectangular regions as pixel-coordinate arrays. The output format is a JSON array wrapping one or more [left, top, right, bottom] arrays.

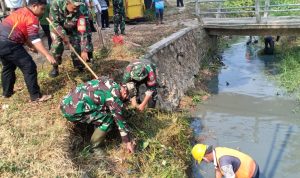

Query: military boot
[[49, 65, 59, 78], [90, 128, 107, 149]]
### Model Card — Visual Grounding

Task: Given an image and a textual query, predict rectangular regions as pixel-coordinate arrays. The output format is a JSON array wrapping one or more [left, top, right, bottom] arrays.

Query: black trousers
[[264, 36, 274, 54], [0, 41, 41, 100], [101, 9, 109, 28], [177, 0, 184, 7], [41, 25, 52, 50]]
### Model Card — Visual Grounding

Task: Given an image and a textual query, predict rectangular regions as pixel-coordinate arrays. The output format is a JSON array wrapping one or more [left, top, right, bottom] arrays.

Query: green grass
[[272, 38, 300, 100], [0, 5, 197, 176], [186, 90, 208, 104], [0, 57, 192, 177], [277, 50, 300, 92]]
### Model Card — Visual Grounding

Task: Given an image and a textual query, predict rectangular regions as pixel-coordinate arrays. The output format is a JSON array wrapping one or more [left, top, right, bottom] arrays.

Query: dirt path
[[32, 0, 198, 64]]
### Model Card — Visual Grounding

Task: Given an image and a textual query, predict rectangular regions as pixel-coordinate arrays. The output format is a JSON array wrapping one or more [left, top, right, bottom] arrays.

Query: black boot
[[49, 65, 59, 78]]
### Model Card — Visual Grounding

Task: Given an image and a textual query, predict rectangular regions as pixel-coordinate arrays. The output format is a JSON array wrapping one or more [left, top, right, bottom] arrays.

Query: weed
[[192, 95, 202, 103], [0, 161, 23, 174], [187, 89, 208, 104], [94, 46, 111, 60], [0, 4, 195, 176], [271, 38, 300, 101], [0, 60, 192, 177]]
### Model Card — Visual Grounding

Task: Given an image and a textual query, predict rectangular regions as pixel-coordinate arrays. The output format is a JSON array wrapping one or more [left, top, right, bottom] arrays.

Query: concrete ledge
[[145, 26, 197, 58], [142, 25, 217, 111]]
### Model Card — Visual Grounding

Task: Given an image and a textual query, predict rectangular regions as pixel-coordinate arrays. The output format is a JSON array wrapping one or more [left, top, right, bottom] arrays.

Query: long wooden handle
[[46, 18, 98, 79]]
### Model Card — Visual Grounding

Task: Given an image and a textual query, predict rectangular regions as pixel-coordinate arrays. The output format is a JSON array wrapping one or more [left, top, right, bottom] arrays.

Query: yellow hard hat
[[191, 144, 207, 163]]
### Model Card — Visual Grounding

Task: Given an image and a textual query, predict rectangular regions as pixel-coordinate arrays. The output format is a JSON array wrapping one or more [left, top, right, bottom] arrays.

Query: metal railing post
[[216, 2, 222, 18], [195, 0, 199, 16], [255, 0, 261, 23], [0, 0, 7, 16], [264, 0, 270, 17]]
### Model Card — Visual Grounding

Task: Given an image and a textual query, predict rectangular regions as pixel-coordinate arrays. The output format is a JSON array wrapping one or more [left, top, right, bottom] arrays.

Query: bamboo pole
[[46, 18, 98, 79]]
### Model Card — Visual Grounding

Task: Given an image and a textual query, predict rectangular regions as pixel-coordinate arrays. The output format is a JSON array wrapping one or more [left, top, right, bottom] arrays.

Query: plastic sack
[[112, 35, 124, 45]]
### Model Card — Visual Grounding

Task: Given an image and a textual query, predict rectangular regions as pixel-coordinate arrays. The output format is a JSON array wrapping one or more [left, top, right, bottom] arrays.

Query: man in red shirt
[[0, 0, 56, 102]]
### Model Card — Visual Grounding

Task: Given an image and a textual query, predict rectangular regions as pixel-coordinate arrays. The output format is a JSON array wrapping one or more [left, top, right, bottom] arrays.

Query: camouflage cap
[[68, 0, 84, 6], [131, 65, 147, 81]]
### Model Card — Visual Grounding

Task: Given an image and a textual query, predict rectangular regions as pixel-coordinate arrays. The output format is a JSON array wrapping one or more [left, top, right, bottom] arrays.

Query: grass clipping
[[0, 60, 192, 177]]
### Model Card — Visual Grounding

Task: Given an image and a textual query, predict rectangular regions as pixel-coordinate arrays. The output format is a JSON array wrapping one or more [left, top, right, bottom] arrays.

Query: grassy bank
[[271, 38, 300, 100], [0, 48, 192, 177]]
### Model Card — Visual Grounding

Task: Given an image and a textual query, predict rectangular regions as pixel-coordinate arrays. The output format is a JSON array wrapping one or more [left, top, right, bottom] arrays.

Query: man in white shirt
[[85, 0, 102, 27], [99, 0, 109, 28], [4, 0, 24, 11]]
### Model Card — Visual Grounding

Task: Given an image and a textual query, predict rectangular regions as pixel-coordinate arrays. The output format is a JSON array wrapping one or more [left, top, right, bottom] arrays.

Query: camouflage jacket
[[112, 0, 125, 15], [122, 59, 157, 94], [50, 0, 91, 51], [60, 78, 130, 143]]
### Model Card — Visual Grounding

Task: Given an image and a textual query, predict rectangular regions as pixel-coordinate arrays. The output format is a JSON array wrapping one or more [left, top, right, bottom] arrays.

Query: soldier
[[60, 77, 135, 153], [122, 59, 158, 111], [49, 0, 92, 78], [112, 0, 125, 35], [39, 0, 52, 50], [81, 1, 94, 62]]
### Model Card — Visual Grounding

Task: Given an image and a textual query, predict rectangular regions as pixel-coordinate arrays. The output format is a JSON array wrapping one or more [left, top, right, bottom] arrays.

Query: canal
[[192, 37, 300, 178]]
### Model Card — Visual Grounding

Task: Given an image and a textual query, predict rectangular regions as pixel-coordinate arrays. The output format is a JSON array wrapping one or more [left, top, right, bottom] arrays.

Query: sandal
[[31, 95, 52, 102]]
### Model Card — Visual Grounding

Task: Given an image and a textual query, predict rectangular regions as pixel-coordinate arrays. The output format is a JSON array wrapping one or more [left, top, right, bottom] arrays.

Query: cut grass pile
[[0, 51, 192, 177]]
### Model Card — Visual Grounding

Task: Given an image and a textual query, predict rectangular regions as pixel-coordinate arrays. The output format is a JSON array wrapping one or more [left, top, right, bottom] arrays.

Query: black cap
[[28, 0, 47, 5]]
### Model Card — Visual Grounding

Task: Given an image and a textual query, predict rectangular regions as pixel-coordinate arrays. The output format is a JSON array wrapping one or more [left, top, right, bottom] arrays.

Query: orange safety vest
[[215, 147, 257, 178]]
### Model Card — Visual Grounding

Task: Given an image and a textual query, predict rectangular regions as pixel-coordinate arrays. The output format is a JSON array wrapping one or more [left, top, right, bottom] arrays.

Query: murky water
[[192, 38, 300, 178]]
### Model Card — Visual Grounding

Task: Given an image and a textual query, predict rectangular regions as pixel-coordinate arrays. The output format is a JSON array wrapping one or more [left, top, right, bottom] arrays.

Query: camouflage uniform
[[113, 0, 125, 35], [80, 2, 94, 61], [122, 59, 158, 108], [60, 78, 130, 143], [49, 0, 93, 70]]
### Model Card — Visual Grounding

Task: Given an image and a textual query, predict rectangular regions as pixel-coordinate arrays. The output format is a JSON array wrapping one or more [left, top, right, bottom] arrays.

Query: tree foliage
[[222, 0, 300, 17]]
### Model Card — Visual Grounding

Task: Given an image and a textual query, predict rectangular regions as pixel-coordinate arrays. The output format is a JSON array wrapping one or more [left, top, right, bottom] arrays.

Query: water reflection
[[192, 37, 300, 178]]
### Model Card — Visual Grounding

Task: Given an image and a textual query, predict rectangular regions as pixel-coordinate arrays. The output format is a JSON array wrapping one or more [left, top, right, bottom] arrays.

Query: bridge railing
[[195, 0, 300, 23]]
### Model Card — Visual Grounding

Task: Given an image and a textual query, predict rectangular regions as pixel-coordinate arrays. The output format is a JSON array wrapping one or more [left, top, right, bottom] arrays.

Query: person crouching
[[60, 77, 135, 153]]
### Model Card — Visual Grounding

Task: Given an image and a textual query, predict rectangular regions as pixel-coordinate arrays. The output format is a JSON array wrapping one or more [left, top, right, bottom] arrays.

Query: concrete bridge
[[195, 0, 300, 35]]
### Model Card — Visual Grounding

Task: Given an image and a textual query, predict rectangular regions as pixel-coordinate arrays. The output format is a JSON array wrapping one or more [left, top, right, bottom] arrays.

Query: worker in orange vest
[[192, 144, 260, 178]]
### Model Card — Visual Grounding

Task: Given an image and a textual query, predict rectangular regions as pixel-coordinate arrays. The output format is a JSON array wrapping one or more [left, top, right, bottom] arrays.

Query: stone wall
[[143, 26, 218, 111]]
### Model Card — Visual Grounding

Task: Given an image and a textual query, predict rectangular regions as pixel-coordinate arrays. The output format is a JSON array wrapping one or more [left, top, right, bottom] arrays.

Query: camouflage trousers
[[50, 30, 93, 68], [63, 110, 114, 133], [113, 13, 125, 34]]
